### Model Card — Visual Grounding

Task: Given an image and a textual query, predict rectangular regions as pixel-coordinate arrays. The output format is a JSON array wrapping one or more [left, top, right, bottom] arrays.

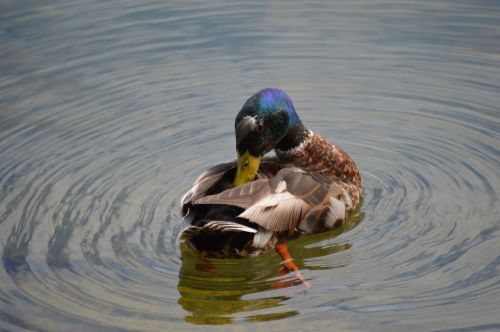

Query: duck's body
[[180, 89, 362, 260]]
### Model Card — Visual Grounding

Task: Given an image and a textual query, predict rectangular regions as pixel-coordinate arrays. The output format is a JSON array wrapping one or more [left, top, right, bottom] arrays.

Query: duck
[[179, 88, 362, 287]]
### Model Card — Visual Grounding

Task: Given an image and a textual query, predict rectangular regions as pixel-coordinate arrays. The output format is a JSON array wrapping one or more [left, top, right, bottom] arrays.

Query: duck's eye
[[243, 160, 249, 168], [255, 121, 263, 133]]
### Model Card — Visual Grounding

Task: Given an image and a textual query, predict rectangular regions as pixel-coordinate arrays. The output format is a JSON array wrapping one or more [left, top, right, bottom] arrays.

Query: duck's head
[[233, 88, 307, 186]]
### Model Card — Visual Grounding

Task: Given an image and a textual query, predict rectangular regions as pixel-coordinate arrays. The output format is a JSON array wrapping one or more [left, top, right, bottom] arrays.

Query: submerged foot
[[274, 242, 311, 290]]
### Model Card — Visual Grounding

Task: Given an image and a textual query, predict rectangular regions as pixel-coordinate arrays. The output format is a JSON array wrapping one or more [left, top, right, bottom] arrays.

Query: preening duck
[[180, 88, 362, 287]]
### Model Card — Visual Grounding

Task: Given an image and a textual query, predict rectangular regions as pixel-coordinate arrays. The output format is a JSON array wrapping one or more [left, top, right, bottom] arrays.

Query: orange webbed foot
[[274, 242, 311, 290]]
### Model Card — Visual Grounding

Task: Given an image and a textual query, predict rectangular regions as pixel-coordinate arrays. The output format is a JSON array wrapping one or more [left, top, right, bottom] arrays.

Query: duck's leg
[[275, 242, 311, 289]]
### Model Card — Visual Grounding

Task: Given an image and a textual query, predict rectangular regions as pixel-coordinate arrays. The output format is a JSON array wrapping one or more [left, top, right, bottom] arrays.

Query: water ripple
[[1, 0, 499, 330]]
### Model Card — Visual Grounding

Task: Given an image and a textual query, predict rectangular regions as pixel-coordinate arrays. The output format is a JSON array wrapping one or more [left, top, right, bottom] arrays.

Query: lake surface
[[1, 0, 499, 331]]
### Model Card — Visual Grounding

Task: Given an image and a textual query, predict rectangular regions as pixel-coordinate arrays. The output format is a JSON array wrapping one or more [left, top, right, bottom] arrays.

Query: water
[[1, 0, 499, 330]]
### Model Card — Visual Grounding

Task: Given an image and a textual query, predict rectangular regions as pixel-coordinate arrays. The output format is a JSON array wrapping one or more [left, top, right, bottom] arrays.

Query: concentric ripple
[[1, 0, 499, 331]]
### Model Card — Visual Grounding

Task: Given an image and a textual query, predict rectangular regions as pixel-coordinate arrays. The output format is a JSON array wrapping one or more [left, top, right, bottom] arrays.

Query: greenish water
[[1, 0, 499, 331]]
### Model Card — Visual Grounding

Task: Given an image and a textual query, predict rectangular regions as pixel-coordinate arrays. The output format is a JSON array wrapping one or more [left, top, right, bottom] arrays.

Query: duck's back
[[179, 158, 282, 256]]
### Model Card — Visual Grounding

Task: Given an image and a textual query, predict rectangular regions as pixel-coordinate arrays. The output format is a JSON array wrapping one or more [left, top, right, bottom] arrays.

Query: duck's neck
[[275, 122, 310, 152], [275, 130, 362, 187]]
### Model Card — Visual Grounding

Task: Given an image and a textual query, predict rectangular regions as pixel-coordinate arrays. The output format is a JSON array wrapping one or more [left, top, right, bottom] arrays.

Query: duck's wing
[[181, 220, 258, 239], [195, 167, 344, 233], [194, 179, 272, 209], [180, 161, 235, 215], [181, 157, 281, 215]]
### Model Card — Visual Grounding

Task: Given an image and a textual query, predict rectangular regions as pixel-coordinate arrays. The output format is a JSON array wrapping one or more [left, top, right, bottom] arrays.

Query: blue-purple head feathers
[[255, 88, 300, 126], [235, 88, 305, 156]]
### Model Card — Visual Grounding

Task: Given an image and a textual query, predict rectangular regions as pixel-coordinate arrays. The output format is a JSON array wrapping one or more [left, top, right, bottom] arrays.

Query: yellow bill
[[233, 150, 261, 186]]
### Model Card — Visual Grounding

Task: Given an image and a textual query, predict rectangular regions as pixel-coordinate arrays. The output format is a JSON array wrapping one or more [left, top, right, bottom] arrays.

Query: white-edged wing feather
[[179, 220, 257, 242], [238, 192, 309, 232], [203, 220, 257, 233]]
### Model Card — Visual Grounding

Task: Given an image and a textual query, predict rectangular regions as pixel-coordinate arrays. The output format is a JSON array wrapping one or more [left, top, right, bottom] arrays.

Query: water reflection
[[178, 244, 296, 324], [177, 210, 362, 324]]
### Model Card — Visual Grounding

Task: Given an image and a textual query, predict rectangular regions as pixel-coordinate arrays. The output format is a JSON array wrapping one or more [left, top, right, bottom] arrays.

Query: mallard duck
[[180, 88, 362, 286]]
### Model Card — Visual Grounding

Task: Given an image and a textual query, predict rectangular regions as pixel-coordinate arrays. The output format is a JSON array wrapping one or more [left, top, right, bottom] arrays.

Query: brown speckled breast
[[276, 131, 363, 209]]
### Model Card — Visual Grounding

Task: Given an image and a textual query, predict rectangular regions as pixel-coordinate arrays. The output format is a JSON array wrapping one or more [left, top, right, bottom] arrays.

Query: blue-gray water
[[1, 1, 499, 331]]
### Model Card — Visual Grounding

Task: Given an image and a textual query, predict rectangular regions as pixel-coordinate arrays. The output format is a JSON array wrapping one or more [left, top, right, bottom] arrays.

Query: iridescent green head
[[233, 88, 307, 186]]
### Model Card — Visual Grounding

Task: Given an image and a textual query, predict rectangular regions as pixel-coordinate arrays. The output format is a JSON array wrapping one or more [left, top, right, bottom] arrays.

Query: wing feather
[[181, 161, 235, 214], [281, 170, 330, 205], [238, 192, 309, 233], [195, 179, 271, 209], [184, 162, 348, 236], [203, 221, 257, 233]]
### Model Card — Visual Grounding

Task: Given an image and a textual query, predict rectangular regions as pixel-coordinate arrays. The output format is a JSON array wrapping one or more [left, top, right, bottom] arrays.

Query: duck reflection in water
[[179, 88, 363, 289], [176, 229, 358, 324]]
